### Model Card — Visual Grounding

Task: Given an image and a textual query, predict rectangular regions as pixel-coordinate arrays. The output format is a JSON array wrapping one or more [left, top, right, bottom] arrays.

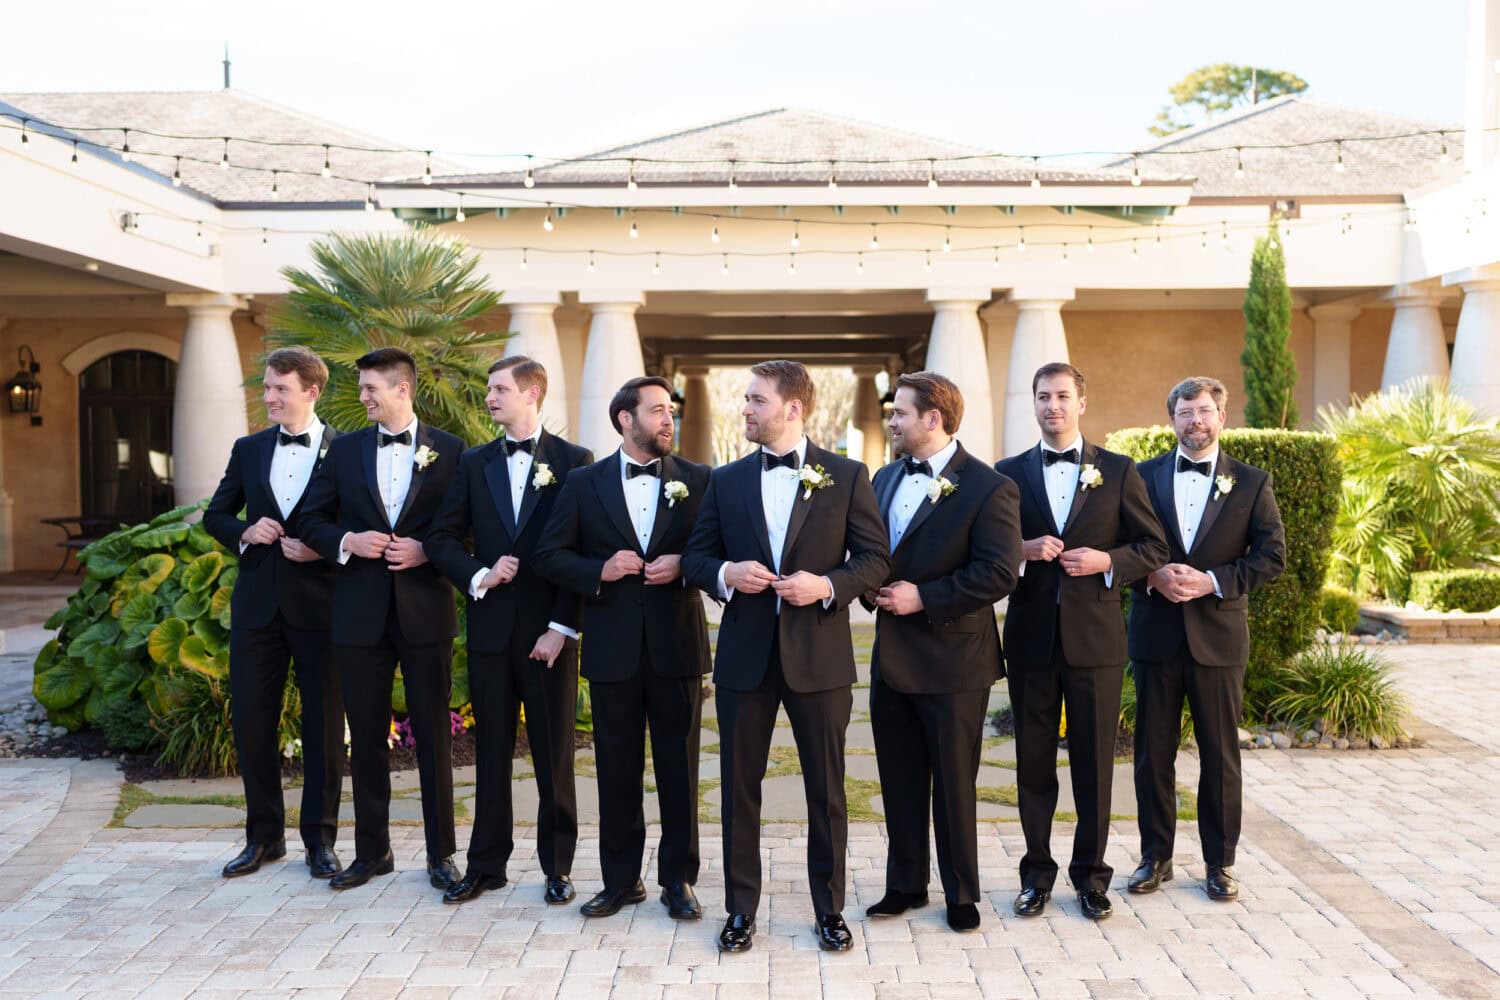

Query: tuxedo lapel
[[894, 445, 965, 554], [361, 428, 391, 529], [740, 454, 777, 569], [779, 443, 821, 567], [514, 432, 553, 536], [1154, 454, 1184, 556], [876, 462, 903, 529], [257, 429, 277, 511], [1189, 451, 1233, 556], [596, 451, 642, 552], [1060, 440, 1095, 536], [393, 423, 436, 531], [288, 424, 338, 520], [644, 454, 679, 557], [483, 440, 518, 538], [1021, 446, 1060, 536]]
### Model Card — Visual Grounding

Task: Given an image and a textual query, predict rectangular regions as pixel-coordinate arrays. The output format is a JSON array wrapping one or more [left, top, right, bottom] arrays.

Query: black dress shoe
[[426, 855, 460, 890], [329, 852, 395, 890], [661, 882, 703, 920], [305, 845, 342, 880], [1013, 886, 1050, 917], [865, 889, 929, 917], [946, 902, 981, 931], [1206, 865, 1239, 901], [1127, 858, 1173, 894], [719, 913, 755, 953], [544, 875, 576, 905], [581, 880, 647, 917], [814, 912, 853, 952], [443, 870, 507, 904], [222, 839, 286, 878], [1078, 888, 1113, 920]]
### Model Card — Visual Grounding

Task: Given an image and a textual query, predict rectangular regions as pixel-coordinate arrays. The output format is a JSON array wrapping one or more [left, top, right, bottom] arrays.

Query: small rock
[[1334, 738, 1350, 750], [1370, 735, 1388, 750], [1302, 729, 1320, 743], [1351, 737, 1369, 750], [1270, 732, 1292, 749], [1255, 734, 1273, 749], [1236, 727, 1253, 746]]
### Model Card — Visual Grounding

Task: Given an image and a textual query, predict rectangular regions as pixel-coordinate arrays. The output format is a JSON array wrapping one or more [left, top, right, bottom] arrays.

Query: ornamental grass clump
[[1266, 643, 1406, 744]]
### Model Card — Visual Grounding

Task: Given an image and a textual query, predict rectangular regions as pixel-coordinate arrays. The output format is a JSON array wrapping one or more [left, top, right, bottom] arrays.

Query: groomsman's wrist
[[1207, 570, 1222, 599], [716, 562, 734, 601], [548, 622, 580, 640], [337, 532, 354, 565], [469, 567, 490, 600], [821, 575, 836, 610]]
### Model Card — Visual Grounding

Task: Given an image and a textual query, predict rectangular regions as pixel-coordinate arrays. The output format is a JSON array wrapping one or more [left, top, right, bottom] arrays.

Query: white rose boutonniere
[[413, 445, 437, 471], [1214, 474, 1236, 500], [1078, 464, 1103, 491], [664, 480, 689, 508], [318, 446, 329, 461], [797, 464, 834, 501], [532, 462, 556, 489], [926, 476, 958, 505]]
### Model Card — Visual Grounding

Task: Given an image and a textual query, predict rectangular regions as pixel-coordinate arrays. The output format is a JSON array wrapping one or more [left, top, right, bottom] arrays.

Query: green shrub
[[1321, 586, 1362, 633], [1106, 426, 1341, 721], [1409, 569, 1500, 612], [97, 696, 161, 754], [1266, 643, 1406, 742]]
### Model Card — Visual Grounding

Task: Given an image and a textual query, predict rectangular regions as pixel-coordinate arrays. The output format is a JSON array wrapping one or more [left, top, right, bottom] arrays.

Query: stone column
[[1002, 286, 1075, 459], [980, 301, 1017, 466], [578, 292, 646, 459], [924, 289, 995, 464], [165, 293, 250, 506], [504, 292, 569, 437], [851, 366, 886, 469], [1444, 265, 1500, 415], [0, 317, 11, 572], [1307, 302, 1362, 412], [678, 366, 712, 464], [1381, 285, 1449, 391]]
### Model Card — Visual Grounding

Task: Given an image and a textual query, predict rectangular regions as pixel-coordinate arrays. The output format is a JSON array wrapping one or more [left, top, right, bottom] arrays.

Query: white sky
[[2, 0, 1468, 165]]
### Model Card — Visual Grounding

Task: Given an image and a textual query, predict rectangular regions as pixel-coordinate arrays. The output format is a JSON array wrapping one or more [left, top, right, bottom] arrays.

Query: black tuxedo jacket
[[426, 430, 594, 656], [533, 450, 712, 683], [995, 441, 1168, 669], [864, 445, 1023, 693], [299, 422, 464, 647], [204, 423, 341, 632], [682, 442, 890, 694], [1128, 450, 1287, 667]]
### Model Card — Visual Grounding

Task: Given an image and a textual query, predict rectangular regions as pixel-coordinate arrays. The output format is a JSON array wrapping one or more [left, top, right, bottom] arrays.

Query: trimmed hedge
[[1105, 427, 1341, 720], [1321, 586, 1362, 633], [1409, 569, 1500, 612]]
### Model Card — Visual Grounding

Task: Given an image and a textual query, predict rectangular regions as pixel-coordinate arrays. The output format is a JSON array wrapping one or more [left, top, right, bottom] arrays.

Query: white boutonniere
[[318, 446, 329, 461], [797, 463, 834, 501], [926, 476, 957, 505], [664, 480, 689, 508], [532, 462, 556, 489], [413, 445, 437, 470], [1078, 464, 1103, 490], [1214, 474, 1236, 500]]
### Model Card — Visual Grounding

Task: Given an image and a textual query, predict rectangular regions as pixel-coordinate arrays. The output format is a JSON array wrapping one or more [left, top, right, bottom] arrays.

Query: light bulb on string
[[70, 140, 78, 164], [627, 159, 638, 191], [261, 228, 268, 246], [423, 151, 432, 186], [519, 249, 529, 272], [993, 246, 1001, 269], [524, 155, 535, 188], [19, 119, 28, 145], [855, 252, 864, 274], [720, 254, 729, 275], [652, 252, 661, 276], [121, 129, 131, 162], [1221, 221, 1229, 247], [364, 183, 375, 211], [543, 207, 554, 232], [220, 137, 230, 171], [828, 162, 838, 190], [270, 171, 279, 198], [195, 220, 203, 239], [1031, 156, 1041, 189], [1017, 226, 1027, 252], [455, 194, 465, 223], [321, 145, 331, 178], [1440, 133, 1451, 165], [924, 250, 933, 273], [790, 220, 801, 248], [711, 217, 721, 243], [1234, 147, 1245, 180], [1131, 239, 1140, 258], [1153, 221, 1162, 249], [1086, 226, 1095, 252], [1334, 140, 1346, 173], [927, 159, 938, 189], [172, 157, 182, 186], [1060, 243, 1069, 264], [942, 226, 952, 252], [1404, 207, 1418, 232], [869, 224, 880, 250], [787, 253, 796, 275], [1131, 155, 1141, 186], [728, 160, 737, 191], [587, 251, 596, 274], [1200, 230, 1208, 253], [629, 219, 639, 239]]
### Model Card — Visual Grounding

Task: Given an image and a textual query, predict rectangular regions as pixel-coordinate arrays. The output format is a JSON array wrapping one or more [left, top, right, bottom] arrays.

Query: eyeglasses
[[1173, 406, 1220, 421]]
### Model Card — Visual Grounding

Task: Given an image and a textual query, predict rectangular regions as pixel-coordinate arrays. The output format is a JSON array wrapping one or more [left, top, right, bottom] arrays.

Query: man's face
[[485, 368, 536, 426], [742, 373, 796, 446], [623, 384, 676, 459], [357, 368, 406, 427], [1033, 374, 1086, 439], [887, 386, 938, 456], [262, 366, 319, 429], [1172, 391, 1226, 453]]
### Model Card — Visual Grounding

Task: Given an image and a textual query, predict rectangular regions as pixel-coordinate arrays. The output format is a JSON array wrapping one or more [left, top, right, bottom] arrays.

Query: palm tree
[[258, 228, 510, 445]]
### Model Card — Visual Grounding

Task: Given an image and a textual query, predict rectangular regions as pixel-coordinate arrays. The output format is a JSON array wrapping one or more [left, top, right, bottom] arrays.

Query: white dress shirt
[[716, 437, 834, 610], [1171, 446, 1222, 598], [1021, 436, 1112, 589], [338, 416, 419, 564], [270, 416, 325, 520], [887, 438, 958, 551], [619, 449, 662, 552]]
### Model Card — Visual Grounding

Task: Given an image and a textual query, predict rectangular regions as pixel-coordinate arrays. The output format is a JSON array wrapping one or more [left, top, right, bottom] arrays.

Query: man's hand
[[241, 517, 284, 547], [643, 553, 681, 585], [384, 535, 428, 571], [482, 555, 520, 590], [772, 571, 833, 607], [875, 581, 923, 615], [1058, 546, 1112, 577], [530, 629, 566, 668], [1022, 535, 1065, 562], [862, 589, 880, 607], [601, 550, 645, 582], [1148, 563, 1215, 602], [724, 560, 777, 594], [344, 530, 392, 559], [279, 536, 320, 563]]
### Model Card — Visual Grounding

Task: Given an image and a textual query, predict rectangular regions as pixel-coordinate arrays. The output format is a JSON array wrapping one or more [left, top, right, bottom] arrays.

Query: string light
[[120, 129, 131, 162], [790, 220, 801, 248], [1153, 220, 1162, 248], [1234, 146, 1245, 180], [869, 224, 880, 250], [728, 160, 737, 191], [942, 226, 951, 252], [1440, 133, 1451, 165], [542, 208, 554, 232], [1061, 243, 1070, 264], [855, 252, 864, 274], [787, 252, 796, 274], [1031, 156, 1041, 189], [711, 216, 721, 243], [924, 250, 933, 272], [993, 245, 1001, 269], [1334, 140, 1346, 173], [172, 157, 182, 186], [1086, 226, 1095, 251], [321, 145, 331, 178], [70, 140, 78, 164], [195, 220, 203, 239], [1131, 155, 1141, 186], [519, 248, 528, 271], [720, 253, 729, 275], [1017, 226, 1027, 251], [1200, 230, 1208, 252], [1132, 238, 1140, 257], [1221, 220, 1230, 248], [927, 159, 938, 189], [629, 219, 639, 238], [19, 119, 27, 144], [423, 151, 432, 185], [271, 171, 280, 198], [587, 251, 596, 273], [364, 183, 375, 211], [524, 155, 535, 188], [652, 252, 661, 275], [220, 137, 230, 171], [627, 159, 637, 191], [261, 228, 268, 245], [828, 161, 838, 189], [455, 194, 465, 222]]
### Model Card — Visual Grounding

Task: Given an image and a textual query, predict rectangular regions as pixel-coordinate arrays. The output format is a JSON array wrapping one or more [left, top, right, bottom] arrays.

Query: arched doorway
[[78, 350, 177, 526]]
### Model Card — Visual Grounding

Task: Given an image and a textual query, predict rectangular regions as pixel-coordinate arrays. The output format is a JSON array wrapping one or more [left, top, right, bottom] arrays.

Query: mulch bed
[[990, 706, 1135, 760]]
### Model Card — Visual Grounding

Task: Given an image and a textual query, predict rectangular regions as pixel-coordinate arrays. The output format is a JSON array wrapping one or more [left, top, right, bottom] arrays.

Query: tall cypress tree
[[1241, 222, 1298, 428]]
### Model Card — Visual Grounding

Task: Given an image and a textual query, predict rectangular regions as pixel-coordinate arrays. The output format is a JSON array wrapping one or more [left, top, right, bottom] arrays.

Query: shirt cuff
[[337, 532, 354, 565], [548, 621, 580, 640], [1018, 560, 1027, 578], [1209, 570, 1222, 599], [238, 540, 249, 555], [469, 567, 490, 600], [1103, 566, 1114, 589], [716, 562, 734, 601], [821, 575, 836, 610]]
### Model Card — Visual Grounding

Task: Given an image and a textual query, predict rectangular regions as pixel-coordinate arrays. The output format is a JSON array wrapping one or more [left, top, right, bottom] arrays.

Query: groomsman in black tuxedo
[[534, 376, 712, 920], [426, 356, 593, 906], [861, 372, 1022, 931], [299, 347, 465, 891], [205, 346, 344, 880], [994, 362, 1168, 921], [683, 360, 889, 954], [1127, 376, 1285, 901]]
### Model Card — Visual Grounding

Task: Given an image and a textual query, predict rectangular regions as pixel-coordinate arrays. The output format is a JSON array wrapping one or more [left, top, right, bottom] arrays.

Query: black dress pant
[[1133, 651, 1245, 867], [716, 639, 852, 917], [1008, 627, 1124, 893], [465, 627, 579, 879], [337, 614, 455, 863], [229, 612, 343, 850], [870, 678, 989, 904], [590, 642, 703, 892]]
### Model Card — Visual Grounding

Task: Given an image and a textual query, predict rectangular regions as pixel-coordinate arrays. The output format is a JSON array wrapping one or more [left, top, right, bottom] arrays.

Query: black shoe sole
[[866, 894, 930, 918], [718, 936, 754, 954]]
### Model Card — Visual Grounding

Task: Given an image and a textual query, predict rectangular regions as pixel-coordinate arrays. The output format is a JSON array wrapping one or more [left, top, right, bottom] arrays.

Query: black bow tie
[[626, 460, 660, 479], [762, 450, 800, 472], [378, 430, 411, 448], [1043, 448, 1079, 466], [1177, 455, 1213, 477], [278, 431, 311, 448], [504, 437, 535, 457], [904, 458, 932, 478]]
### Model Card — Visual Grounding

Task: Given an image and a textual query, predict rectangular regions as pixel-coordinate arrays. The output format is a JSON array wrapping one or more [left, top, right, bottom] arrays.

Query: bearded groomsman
[[426, 356, 593, 906], [862, 372, 1022, 931], [205, 346, 344, 880], [299, 347, 465, 891], [1127, 376, 1285, 901], [534, 376, 712, 920], [994, 362, 1168, 921], [683, 360, 889, 954]]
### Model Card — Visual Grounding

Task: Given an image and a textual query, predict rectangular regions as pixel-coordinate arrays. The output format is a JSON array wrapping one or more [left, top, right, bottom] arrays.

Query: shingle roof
[[1118, 96, 1462, 198], [0, 90, 463, 206]]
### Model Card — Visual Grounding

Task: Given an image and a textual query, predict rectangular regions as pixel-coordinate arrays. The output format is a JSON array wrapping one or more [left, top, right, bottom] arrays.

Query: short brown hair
[[750, 359, 816, 417], [1032, 362, 1086, 396], [489, 355, 548, 405], [895, 371, 964, 434], [609, 375, 674, 434], [356, 347, 417, 392], [265, 346, 329, 392], [1167, 376, 1228, 416]]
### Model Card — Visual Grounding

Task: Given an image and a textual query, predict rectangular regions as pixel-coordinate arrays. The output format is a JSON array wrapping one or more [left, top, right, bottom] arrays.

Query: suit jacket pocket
[[1097, 588, 1122, 602], [1217, 596, 1248, 611], [935, 611, 981, 633]]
